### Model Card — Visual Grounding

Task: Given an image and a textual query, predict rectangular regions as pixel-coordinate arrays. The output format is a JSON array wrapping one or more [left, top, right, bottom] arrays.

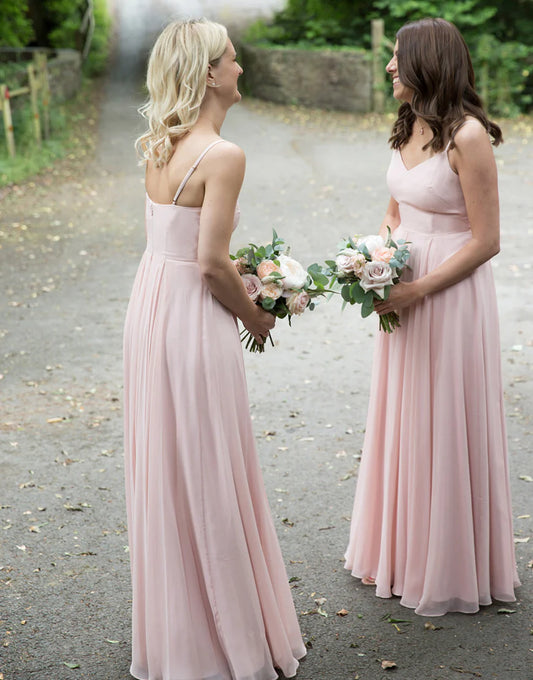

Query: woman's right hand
[[243, 306, 276, 345]]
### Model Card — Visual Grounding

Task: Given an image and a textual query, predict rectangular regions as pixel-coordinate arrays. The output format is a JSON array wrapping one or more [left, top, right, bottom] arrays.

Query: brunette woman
[[345, 17, 520, 616]]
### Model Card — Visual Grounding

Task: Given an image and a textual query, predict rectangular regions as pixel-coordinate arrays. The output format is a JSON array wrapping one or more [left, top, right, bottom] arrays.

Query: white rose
[[357, 234, 384, 256], [277, 254, 309, 290], [359, 261, 393, 298]]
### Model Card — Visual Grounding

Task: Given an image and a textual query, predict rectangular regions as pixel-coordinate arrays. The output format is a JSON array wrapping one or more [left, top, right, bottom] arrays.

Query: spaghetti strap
[[172, 139, 226, 204]]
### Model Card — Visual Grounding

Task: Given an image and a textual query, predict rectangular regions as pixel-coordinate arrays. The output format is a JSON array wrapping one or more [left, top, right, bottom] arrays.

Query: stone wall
[[0, 47, 82, 102], [47, 49, 82, 102], [241, 44, 371, 113]]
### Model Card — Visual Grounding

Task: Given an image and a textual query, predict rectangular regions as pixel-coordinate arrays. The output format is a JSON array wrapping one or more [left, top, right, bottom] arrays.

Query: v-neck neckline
[[398, 148, 443, 172]]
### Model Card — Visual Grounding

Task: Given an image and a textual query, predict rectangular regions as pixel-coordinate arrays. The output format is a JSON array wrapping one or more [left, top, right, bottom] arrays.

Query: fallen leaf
[[382, 614, 411, 624], [336, 608, 349, 616], [63, 661, 80, 669], [497, 608, 516, 614], [28, 525, 40, 533], [105, 639, 120, 644], [450, 667, 482, 677], [424, 621, 442, 630], [314, 597, 327, 606], [514, 537, 530, 543], [63, 504, 83, 512], [519, 475, 533, 482], [281, 518, 294, 527], [47, 417, 64, 424], [381, 660, 397, 670]]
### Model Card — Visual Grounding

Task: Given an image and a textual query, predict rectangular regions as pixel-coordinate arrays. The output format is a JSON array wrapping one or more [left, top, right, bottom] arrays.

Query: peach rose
[[351, 252, 367, 276], [256, 260, 281, 281], [372, 246, 395, 264], [287, 290, 310, 315], [259, 281, 283, 301]]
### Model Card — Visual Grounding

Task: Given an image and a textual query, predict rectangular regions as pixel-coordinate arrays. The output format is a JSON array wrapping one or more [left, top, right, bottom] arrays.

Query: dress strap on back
[[172, 139, 226, 204]]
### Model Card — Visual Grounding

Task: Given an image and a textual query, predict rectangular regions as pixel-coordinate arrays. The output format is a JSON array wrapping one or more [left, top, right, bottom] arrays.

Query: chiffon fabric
[[345, 146, 520, 617], [124, 141, 305, 679]]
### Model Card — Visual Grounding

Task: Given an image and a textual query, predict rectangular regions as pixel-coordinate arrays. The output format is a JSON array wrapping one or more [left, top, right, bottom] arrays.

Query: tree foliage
[[0, 0, 111, 77], [0, 0, 35, 46]]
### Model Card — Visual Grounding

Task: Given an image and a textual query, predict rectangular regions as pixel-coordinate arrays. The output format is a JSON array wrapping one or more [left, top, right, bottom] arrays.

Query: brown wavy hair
[[389, 18, 503, 152]]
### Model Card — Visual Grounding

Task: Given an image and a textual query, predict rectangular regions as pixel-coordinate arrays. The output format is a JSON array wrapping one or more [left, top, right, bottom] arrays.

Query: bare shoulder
[[454, 117, 491, 152], [207, 140, 245, 169]]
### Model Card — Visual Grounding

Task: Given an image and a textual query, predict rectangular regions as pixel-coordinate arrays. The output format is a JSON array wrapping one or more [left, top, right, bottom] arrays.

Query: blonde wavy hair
[[135, 19, 228, 167]]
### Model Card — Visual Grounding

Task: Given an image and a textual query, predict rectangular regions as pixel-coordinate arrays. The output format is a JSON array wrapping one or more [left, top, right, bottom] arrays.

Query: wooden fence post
[[27, 64, 42, 146], [0, 84, 16, 158], [35, 52, 50, 139], [371, 19, 385, 114]]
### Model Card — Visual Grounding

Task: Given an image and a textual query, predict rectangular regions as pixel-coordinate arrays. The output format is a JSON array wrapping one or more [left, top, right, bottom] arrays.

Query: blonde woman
[[123, 19, 305, 680]]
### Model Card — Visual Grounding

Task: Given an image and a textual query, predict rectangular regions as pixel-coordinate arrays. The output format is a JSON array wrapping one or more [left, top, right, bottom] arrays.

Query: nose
[[386, 57, 396, 73]]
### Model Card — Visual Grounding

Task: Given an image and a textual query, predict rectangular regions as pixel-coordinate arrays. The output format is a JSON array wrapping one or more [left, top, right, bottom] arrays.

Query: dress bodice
[[144, 197, 240, 261], [143, 138, 239, 261], [387, 148, 470, 236]]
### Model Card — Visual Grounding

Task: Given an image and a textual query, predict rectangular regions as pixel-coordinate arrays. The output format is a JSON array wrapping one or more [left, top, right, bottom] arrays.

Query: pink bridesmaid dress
[[345, 144, 520, 617], [123, 141, 306, 679]]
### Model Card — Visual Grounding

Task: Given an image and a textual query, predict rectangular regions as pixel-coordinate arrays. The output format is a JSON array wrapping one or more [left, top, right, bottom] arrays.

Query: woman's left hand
[[374, 281, 421, 315]]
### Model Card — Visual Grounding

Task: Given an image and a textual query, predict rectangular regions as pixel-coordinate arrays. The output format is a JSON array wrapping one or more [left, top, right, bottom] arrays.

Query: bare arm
[[376, 121, 500, 314], [196, 142, 275, 343]]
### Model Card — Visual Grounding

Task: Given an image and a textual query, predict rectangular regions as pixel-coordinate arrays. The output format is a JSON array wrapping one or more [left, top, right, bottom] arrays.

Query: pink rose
[[336, 250, 367, 276], [359, 261, 393, 298], [335, 252, 355, 275], [259, 281, 283, 301], [287, 290, 310, 315], [241, 273, 263, 301], [256, 260, 280, 281], [372, 246, 395, 264]]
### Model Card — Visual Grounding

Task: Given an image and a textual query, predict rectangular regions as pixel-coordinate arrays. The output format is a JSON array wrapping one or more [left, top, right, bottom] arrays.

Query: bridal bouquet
[[232, 230, 330, 352], [325, 228, 410, 333]]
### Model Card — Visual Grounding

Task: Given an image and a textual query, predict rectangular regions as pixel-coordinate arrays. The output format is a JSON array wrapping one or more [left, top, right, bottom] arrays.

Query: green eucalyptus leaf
[[261, 297, 276, 311]]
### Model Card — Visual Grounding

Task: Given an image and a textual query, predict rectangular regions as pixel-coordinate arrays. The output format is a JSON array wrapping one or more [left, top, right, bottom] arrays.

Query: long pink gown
[[123, 141, 306, 679], [345, 145, 520, 617]]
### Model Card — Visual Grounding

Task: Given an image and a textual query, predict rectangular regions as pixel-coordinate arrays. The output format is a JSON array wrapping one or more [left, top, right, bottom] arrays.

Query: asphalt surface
[[1, 1, 532, 679]]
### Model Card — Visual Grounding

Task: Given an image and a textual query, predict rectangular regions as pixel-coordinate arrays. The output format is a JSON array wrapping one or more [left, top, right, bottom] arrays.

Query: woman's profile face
[[386, 40, 413, 103], [210, 39, 243, 104]]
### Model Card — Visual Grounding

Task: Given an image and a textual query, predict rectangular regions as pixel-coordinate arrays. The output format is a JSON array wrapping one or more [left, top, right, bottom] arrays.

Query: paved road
[[1, 2, 532, 679]]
